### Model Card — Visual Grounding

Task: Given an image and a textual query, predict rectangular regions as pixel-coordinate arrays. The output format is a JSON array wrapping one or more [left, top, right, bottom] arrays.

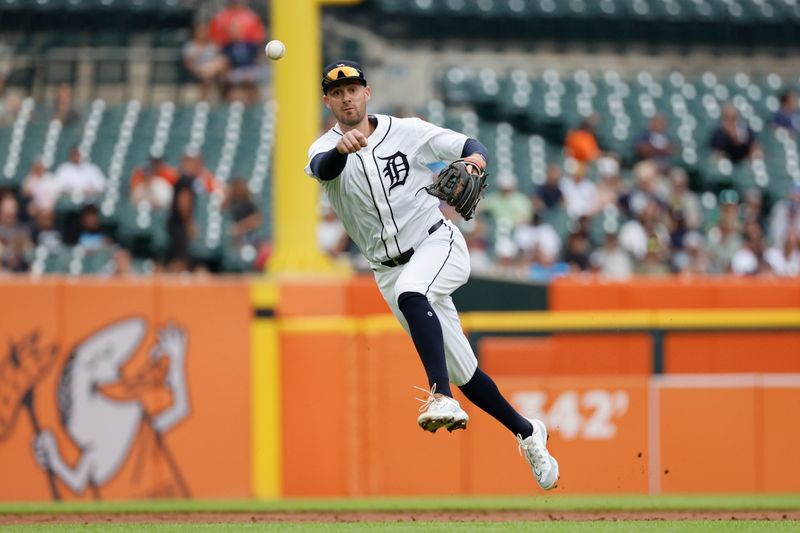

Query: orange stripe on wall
[[480, 335, 652, 376], [550, 277, 800, 311], [665, 332, 800, 373]]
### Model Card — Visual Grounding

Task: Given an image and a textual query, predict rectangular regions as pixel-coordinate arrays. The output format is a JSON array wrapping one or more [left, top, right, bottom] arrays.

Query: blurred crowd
[[0, 143, 268, 274], [319, 93, 800, 281], [1, 0, 799, 279], [182, 0, 269, 104], [0, 0, 271, 275]]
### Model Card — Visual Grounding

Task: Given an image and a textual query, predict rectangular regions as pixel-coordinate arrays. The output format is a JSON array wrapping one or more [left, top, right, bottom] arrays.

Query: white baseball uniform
[[305, 114, 478, 385]]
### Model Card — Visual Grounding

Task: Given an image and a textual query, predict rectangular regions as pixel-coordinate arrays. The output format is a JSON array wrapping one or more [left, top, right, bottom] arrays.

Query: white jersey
[[305, 114, 468, 265]]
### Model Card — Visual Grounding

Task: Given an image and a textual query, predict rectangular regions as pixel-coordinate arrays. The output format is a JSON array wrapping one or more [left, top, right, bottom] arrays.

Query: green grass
[[2, 523, 800, 533], [1, 494, 799, 514], [2, 495, 799, 532]]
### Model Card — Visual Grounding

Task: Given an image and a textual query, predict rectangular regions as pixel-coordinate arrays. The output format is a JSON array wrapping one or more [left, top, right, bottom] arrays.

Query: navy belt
[[380, 220, 444, 268]]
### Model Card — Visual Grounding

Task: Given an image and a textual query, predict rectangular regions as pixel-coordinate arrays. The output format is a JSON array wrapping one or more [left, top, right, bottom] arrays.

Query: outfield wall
[[0, 278, 253, 501], [0, 276, 798, 501]]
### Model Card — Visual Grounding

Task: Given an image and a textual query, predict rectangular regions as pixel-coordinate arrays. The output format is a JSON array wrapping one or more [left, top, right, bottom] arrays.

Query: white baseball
[[265, 40, 286, 60]]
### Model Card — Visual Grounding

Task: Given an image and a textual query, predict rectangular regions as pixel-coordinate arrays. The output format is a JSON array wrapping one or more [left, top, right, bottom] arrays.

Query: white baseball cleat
[[415, 385, 469, 433], [517, 418, 560, 490]]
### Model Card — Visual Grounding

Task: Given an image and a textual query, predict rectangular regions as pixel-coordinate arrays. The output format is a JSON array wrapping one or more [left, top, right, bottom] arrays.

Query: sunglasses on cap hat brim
[[325, 65, 360, 81], [323, 65, 366, 93]]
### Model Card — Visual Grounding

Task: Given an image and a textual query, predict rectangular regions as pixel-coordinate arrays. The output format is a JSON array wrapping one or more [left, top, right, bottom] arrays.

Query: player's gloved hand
[[336, 130, 368, 154], [426, 159, 488, 221]]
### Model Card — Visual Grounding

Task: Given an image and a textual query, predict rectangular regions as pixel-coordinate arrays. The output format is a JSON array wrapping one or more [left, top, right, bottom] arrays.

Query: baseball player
[[305, 61, 559, 490]]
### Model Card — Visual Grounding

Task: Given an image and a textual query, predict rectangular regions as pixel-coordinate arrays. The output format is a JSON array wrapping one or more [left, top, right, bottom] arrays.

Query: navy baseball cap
[[321, 60, 367, 94]]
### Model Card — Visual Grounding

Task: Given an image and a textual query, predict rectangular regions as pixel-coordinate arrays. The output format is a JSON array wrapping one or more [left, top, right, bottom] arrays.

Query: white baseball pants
[[372, 220, 478, 386]]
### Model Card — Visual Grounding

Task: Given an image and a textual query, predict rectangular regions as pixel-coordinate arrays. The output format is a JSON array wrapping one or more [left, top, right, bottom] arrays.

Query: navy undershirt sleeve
[[310, 148, 348, 181], [461, 138, 489, 166]]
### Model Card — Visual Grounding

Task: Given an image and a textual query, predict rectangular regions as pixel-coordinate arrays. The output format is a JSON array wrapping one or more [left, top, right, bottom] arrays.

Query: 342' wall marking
[[512, 390, 629, 440]]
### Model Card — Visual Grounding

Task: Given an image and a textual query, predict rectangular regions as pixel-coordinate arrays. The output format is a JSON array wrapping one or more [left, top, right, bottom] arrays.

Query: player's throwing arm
[[336, 130, 368, 154]]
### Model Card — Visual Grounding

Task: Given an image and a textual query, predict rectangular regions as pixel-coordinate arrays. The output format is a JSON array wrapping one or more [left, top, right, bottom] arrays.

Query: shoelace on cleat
[[516, 434, 546, 470], [414, 384, 438, 413]]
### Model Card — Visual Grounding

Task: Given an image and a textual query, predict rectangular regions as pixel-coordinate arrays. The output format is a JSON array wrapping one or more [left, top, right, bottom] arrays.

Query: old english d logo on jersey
[[379, 151, 409, 193]]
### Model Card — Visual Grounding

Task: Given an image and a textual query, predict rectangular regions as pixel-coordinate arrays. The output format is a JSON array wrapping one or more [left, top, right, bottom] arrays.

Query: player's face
[[323, 82, 371, 128]]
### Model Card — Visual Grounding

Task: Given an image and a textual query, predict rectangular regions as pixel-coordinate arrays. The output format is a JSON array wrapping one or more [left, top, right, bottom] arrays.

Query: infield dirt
[[2, 510, 800, 524]]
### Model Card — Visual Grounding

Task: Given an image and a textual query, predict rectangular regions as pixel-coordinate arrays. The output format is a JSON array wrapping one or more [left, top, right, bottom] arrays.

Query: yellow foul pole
[[268, 0, 363, 274]]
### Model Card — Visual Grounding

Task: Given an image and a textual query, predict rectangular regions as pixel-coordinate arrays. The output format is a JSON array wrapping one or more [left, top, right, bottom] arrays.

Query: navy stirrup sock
[[459, 368, 533, 438], [397, 291, 453, 397]]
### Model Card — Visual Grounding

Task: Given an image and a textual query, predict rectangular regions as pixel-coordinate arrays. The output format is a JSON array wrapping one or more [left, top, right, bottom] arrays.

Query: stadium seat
[[369, 0, 800, 46], [540, 206, 573, 241], [5, 65, 36, 90], [438, 65, 800, 199], [41, 60, 78, 85]]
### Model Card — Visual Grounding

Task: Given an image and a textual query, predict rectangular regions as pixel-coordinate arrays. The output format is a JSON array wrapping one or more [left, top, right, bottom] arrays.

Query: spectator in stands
[[130, 154, 179, 188], [51, 83, 80, 127], [221, 24, 268, 104], [771, 89, 800, 135], [224, 177, 262, 246], [590, 231, 633, 279], [635, 114, 676, 170], [54, 146, 106, 200], [533, 163, 564, 212], [764, 229, 800, 277], [0, 46, 10, 91], [0, 194, 31, 272], [710, 104, 759, 163], [528, 244, 570, 283], [165, 184, 197, 273], [625, 160, 668, 220], [0, 90, 21, 128], [514, 211, 561, 265], [317, 200, 348, 258], [560, 159, 598, 219], [22, 158, 60, 218], [130, 162, 174, 210], [463, 216, 493, 275], [664, 167, 698, 251], [0, 190, 18, 225], [564, 112, 602, 163], [665, 167, 702, 231], [635, 239, 671, 276], [103, 247, 135, 278], [209, 0, 266, 48], [482, 171, 532, 226], [30, 208, 62, 252], [0, 227, 30, 272], [707, 189, 744, 272], [183, 23, 227, 101], [673, 231, 712, 275], [667, 209, 689, 258], [563, 226, 592, 272], [208, 0, 268, 103], [740, 187, 765, 230], [595, 156, 628, 211], [76, 204, 108, 252], [769, 184, 800, 248], [731, 222, 768, 276], [619, 199, 670, 263], [492, 236, 526, 280], [176, 150, 221, 196]]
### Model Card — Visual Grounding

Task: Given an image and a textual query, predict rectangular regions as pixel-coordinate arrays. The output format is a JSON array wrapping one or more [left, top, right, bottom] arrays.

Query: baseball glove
[[426, 160, 488, 220]]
